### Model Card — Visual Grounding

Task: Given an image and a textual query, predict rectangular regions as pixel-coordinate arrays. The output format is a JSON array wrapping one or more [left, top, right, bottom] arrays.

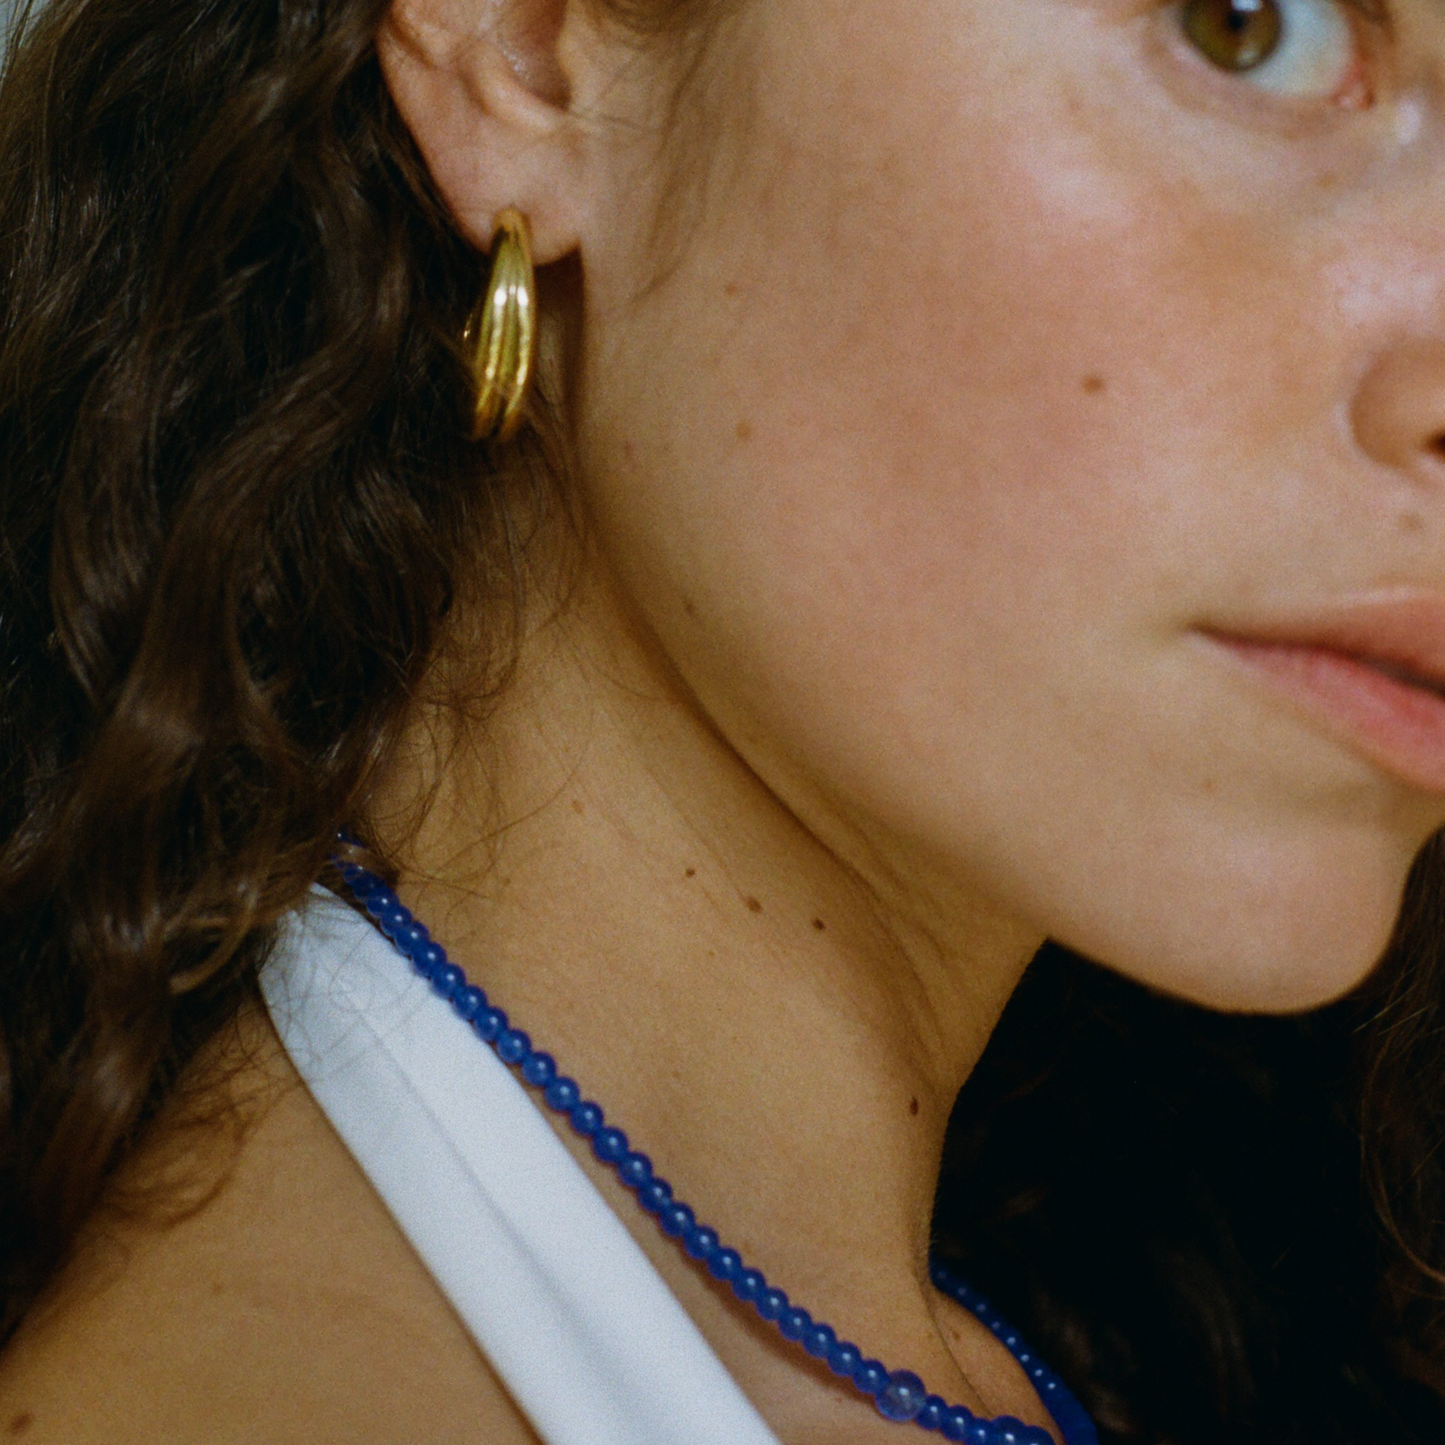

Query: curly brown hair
[[0, 0, 1442, 1441], [0, 0, 505, 1335]]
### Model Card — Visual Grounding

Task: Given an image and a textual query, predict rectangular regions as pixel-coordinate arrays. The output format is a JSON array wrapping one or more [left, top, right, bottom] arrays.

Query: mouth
[[1206, 611, 1445, 795], [1352, 655, 1445, 702]]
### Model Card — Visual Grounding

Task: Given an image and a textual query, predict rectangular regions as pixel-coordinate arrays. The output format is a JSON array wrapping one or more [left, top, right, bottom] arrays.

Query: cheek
[[576, 2, 1429, 1003], [587, 41, 1262, 790]]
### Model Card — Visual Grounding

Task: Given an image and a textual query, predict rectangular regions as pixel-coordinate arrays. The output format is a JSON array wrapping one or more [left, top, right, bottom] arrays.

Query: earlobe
[[377, 0, 587, 263]]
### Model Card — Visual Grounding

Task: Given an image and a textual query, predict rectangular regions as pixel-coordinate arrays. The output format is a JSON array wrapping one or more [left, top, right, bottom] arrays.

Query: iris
[[1183, 0, 1284, 71]]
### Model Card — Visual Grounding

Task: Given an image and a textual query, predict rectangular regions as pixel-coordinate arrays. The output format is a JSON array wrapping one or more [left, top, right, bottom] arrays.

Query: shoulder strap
[[262, 890, 782, 1445]]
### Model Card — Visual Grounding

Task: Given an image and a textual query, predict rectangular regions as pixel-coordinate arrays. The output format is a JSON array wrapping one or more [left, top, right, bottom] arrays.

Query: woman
[[1, 0, 1444, 1438]]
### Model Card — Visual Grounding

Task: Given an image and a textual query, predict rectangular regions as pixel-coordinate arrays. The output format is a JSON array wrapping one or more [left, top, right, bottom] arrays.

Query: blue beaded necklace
[[338, 861, 1099, 1445]]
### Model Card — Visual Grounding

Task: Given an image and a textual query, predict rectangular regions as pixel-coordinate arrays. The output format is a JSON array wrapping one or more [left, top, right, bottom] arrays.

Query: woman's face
[[570, 0, 1445, 1010]]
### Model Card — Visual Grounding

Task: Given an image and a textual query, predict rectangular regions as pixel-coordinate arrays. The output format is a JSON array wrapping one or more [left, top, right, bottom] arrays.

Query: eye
[[1179, 0, 1365, 100]]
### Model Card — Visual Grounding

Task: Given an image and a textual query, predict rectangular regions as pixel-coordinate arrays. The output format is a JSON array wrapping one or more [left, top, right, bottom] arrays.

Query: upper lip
[[1204, 589, 1445, 699]]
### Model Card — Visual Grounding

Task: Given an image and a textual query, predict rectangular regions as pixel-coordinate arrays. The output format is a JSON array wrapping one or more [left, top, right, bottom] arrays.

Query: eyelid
[[1335, 0, 1394, 110]]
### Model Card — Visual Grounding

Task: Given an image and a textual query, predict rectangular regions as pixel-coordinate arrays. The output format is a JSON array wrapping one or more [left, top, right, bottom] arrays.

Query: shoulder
[[0, 1003, 540, 1445]]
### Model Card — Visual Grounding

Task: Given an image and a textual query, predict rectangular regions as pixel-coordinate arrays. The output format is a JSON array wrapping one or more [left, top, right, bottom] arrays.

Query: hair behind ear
[[0, 0, 518, 1337]]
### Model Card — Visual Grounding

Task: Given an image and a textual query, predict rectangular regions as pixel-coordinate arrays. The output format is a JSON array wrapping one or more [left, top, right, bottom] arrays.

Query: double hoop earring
[[465, 208, 538, 443]]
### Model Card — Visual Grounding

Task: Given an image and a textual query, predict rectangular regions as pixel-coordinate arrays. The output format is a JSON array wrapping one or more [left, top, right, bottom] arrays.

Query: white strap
[[262, 890, 781, 1445]]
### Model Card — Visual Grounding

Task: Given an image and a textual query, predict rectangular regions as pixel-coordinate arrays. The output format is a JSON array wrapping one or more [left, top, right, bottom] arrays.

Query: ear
[[377, 0, 594, 261]]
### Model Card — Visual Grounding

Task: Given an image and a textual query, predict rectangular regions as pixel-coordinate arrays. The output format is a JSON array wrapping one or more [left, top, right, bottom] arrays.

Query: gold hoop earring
[[464, 209, 538, 443]]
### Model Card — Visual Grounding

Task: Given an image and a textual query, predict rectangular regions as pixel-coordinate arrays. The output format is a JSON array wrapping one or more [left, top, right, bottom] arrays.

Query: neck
[[371, 556, 1044, 1428]]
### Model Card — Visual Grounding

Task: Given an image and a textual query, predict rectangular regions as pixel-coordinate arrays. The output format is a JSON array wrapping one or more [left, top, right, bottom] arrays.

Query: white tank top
[[260, 888, 782, 1445]]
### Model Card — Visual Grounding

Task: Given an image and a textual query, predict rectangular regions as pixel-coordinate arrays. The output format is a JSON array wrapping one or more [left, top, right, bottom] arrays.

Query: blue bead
[[987, 1421, 1051, 1445], [756, 1287, 788, 1323], [378, 902, 411, 936], [940, 1407, 973, 1442], [852, 1357, 888, 1397], [778, 1306, 811, 1342], [659, 1202, 695, 1238], [802, 1321, 836, 1358], [544, 1076, 580, 1112], [683, 1224, 719, 1261], [965, 1419, 992, 1445], [1050, 1400, 1094, 1440], [875, 1370, 928, 1422], [708, 1247, 742, 1282], [732, 1268, 765, 1304], [474, 1006, 508, 1043], [826, 1339, 862, 1378], [521, 1051, 556, 1087], [365, 886, 397, 914], [454, 984, 487, 1021], [570, 1101, 604, 1137], [496, 1028, 531, 1065], [397, 920, 430, 953], [917, 1395, 948, 1431], [617, 1151, 653, 1189], [638, 1178, 674, 1214], [432, 963, 464, 999], [412, 941, 445, 977], [592, 1127, 629, 1164]]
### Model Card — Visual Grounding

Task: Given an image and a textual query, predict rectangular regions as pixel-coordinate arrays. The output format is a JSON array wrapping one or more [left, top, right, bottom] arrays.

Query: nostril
[[1349, 340, 1445, 478]]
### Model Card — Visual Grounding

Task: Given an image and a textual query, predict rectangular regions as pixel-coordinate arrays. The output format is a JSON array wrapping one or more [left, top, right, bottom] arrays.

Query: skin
[[7, 0, 1445, 1440]]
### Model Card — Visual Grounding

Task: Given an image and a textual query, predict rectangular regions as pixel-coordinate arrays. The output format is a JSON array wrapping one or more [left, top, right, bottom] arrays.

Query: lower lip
[[1212, 635, 1445, 794]]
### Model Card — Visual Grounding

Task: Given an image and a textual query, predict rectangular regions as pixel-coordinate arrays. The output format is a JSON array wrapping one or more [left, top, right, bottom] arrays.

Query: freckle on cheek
[[735, 420, 752, 443], [745, 896, 763, 914], [1081, 374, 1107, 395]]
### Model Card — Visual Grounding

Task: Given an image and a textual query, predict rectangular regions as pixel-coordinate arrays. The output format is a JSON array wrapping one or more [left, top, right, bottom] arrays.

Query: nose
[[1350, 338, 1445, 486]]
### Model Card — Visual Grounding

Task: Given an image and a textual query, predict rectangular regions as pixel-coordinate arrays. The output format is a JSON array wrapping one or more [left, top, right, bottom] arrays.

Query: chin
[[1059, 834, 1418, 1017], [1129, 937, 1391, 1017]]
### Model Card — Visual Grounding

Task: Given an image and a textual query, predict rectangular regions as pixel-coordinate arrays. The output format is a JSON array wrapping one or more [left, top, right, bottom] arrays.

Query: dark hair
[[0, 0, 1442, 1440], [0, 0, 501, 1333], [937, 843, 1445, 1444]]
